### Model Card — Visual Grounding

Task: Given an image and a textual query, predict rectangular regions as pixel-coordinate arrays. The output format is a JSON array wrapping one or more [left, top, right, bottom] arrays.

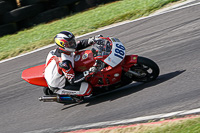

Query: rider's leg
[[61, 82, 92, 103], [55, 82, 92, 96]]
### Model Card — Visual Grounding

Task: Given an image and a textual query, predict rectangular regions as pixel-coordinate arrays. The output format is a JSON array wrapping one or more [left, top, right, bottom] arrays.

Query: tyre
[[24, 6, 69, 27], [6, 0, 17, 9], [54, 0, 79, 7], [0, 1, 14, 15], [85, 0, 98, 7], [0, 23, 17, 37], [131, 56, 160, 82], [71, 0, 90, 13], [2, 4, 45, 23], [20, 0, 49, 6]]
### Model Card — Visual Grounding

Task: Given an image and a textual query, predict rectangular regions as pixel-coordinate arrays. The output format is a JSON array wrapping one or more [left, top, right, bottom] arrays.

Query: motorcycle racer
[[44, 31, 101, 102], [22, 34, 160, 104]]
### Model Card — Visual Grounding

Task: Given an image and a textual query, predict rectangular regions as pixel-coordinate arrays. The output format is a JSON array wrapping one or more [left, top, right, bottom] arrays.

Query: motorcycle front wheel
[[131, 56, 160, 82]]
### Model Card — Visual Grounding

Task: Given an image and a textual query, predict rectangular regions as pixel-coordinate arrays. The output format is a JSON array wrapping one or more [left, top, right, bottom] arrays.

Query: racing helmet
[[54, 31, 76, 52]]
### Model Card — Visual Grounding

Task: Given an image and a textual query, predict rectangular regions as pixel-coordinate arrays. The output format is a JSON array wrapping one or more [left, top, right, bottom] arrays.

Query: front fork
[[122, 55, 147, 78]]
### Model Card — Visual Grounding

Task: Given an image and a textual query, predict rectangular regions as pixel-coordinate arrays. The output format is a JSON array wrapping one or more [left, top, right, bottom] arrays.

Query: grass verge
[[0, 0, 181, 61], [69, 116, 200, 133]]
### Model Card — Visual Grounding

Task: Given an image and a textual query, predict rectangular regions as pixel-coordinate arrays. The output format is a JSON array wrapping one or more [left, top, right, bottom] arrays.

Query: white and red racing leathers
[[44, 48, 74, 89], [44, 39, 92, 96]]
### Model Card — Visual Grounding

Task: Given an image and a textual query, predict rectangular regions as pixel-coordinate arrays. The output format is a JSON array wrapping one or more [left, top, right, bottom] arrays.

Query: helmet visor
[[63, 39, 76, 48], [68, 39, 76, 49]]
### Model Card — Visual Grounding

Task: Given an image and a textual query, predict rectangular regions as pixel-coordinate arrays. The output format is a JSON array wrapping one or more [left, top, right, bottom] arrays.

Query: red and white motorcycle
[[21, 37, 160, 103]]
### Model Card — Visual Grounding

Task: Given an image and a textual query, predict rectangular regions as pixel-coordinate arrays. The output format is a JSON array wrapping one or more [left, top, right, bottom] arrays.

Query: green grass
[[81, 116, 200, 133], [0, 0, 181, 61], [143, 117, 200, 133]]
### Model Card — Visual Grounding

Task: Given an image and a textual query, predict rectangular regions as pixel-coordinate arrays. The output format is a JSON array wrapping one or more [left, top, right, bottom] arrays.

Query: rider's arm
[[76, 39, 90, 51], [76, 35, 103, 51], [59, 60, 75, 85]]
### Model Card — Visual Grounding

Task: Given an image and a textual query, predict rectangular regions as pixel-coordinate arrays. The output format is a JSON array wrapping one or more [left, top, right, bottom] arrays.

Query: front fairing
[[74, 50, 95, 72], [93, 37, 126, 67], [82, 37, 126, 87], [74, 37, 126, 72]]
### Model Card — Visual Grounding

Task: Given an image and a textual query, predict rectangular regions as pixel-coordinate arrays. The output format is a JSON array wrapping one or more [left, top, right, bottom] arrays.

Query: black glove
[[88, 35, 103, 45], [96, 34, 103, 38], [88, 37, 96, 45]]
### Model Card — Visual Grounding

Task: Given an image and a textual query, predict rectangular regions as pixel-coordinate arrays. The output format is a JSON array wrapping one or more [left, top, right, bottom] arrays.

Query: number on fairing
[[114, 43, 125, 59]]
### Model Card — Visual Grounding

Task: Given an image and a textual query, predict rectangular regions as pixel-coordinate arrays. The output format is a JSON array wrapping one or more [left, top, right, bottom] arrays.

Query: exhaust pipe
[[39, 95, 58, 102], [39, 95, 73, 103]]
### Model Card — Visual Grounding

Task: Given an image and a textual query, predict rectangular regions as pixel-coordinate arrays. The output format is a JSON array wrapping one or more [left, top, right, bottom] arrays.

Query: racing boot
[[55, 82, 92, 98]]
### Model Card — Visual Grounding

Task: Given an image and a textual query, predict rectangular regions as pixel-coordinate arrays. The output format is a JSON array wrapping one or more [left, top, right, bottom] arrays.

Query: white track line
[[151, 0, 197, 15], [0, 0, 199, 64], [60, 108, 200, 131], [25, 108, 200, 133]]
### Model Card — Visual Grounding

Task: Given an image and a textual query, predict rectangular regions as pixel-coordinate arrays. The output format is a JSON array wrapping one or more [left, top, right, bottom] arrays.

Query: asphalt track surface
[[1, 2, 200, 133]]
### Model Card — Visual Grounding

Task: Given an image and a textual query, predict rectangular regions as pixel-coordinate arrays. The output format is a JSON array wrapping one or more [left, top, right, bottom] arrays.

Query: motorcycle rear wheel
[[131, 56, 160, 82]]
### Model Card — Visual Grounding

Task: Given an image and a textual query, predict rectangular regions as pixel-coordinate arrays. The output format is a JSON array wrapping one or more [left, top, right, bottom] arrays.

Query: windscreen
[[92, 38, 112, 57], [91, 37, 126, 67]]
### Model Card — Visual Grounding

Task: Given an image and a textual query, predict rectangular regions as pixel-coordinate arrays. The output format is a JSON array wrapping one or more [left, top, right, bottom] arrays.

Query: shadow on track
[[61, 70, 185, 110], [85, 70, 186, 106]]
